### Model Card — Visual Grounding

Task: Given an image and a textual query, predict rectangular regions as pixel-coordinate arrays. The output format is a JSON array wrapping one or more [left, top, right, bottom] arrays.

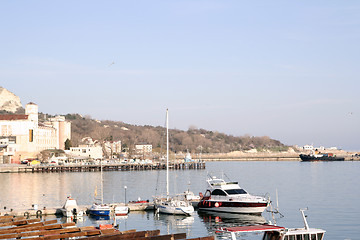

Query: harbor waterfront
[[0, 161, 358, 240], [0, 161, 205, 173]]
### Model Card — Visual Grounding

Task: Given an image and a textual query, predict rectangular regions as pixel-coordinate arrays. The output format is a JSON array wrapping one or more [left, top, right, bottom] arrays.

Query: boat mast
[[166, 109, 169, 199], [101, 158, 104, 204]]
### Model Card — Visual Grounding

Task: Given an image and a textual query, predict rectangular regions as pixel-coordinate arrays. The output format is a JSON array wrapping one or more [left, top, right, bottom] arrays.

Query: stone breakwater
[[176, 150, 359, 161]]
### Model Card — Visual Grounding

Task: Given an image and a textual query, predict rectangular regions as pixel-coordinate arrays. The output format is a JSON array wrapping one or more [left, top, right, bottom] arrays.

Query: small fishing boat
[[60, 196, 84, 217], [114, 205, 129, 216], [198, 173, 269, 214], [88, 203, 111, 216], [218, 209, 326, 240]]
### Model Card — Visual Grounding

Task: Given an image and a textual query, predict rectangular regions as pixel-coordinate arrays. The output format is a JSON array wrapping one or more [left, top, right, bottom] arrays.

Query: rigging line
[[155, 110, 168, 195]]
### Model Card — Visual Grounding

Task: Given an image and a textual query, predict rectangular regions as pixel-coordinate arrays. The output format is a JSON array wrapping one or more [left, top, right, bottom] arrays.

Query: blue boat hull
[[89, 210, 110, 216]]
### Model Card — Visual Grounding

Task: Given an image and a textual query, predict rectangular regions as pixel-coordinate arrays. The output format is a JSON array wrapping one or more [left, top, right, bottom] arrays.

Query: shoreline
[[0, 152, 358, 173]]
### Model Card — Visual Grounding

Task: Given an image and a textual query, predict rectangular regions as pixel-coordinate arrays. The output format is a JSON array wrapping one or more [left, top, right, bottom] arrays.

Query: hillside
[[65, 114, 289, 154]]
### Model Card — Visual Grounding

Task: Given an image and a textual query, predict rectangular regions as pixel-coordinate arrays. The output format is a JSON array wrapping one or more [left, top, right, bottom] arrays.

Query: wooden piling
[[13, 162, 205, 173]]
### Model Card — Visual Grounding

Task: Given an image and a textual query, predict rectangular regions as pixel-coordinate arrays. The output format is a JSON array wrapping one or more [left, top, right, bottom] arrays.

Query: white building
[[135, 144, 152, 154], [303, 145, 314, 151], [69, 145, 103, 159], [104, 140, 122, 157], [0, 102, 71, 163]]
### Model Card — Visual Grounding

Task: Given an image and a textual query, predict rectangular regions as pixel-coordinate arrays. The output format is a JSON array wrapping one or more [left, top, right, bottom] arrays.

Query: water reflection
[[88, 215, 111, 221], [154, 213, 195, 234], [198, 211, 267, 239], [60, 216, 85, 224], [0, 161, 358, 239]]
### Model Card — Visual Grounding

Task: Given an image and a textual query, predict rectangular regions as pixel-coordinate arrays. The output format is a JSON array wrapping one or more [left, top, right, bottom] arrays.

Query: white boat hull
[[61, 208, 84, 217], [198, 206, 267, 214], [156, 204, 194, 215], [115, 206, 129, 216]]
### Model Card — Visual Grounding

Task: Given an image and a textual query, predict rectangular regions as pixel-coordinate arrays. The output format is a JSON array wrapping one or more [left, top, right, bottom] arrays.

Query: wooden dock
[[0, 202, 155, 218], [0, 215, 214, 240], [0, 162, 205, 173]]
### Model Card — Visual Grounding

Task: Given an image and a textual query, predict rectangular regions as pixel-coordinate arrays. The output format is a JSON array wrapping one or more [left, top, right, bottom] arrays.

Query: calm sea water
[[0, 161, 358, 240]]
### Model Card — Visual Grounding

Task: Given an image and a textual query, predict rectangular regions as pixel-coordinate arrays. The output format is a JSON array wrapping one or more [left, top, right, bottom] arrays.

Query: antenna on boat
[[300, 208, 310, 230], [267, 189, 284, 225], [276, 189, 279, 211]]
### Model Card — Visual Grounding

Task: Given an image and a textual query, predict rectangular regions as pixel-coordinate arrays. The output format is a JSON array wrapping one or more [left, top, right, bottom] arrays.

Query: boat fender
[[24, 212, 30, 218], [36, 210, 42, 217], [215, 202, 219, 207]]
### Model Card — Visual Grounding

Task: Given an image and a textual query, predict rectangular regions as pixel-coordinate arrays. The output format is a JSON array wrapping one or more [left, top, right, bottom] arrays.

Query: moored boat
[[198, 173, 269, 215], [60, 196, 84, 218], [154, 196, 195, 216], [114, 205, 129, 216], [89, 159, 111, 217], [300, 152, 344, 162], [218, 209, 326, 240], [88, 203, 111, 216], [154, 109, 195, 216]]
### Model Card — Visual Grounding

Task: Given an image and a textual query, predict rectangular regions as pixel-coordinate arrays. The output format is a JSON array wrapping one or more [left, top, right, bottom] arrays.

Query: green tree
[[64, 139, 72, 150]]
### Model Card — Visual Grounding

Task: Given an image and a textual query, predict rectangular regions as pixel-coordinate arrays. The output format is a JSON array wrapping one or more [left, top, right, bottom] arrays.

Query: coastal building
[[135, 144, 152, 154], [0, 102, 71, 164], [303, 145, 314, 151], [69, 145, 103, 159], [104, 140, 122, 158]]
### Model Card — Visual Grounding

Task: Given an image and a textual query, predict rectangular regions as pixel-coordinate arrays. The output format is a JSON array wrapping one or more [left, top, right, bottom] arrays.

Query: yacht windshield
[[225, 189, 247, 195]]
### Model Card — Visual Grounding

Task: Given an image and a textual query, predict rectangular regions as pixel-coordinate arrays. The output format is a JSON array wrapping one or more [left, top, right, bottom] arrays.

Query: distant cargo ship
[[299, 152, 345, 162]]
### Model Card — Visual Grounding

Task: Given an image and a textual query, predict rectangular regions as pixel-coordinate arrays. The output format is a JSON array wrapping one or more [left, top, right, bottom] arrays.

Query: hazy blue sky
[[1, 1, 359, 150]]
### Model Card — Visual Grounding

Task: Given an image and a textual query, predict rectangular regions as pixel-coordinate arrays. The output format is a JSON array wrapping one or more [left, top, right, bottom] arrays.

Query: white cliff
[[0, 87, 22, 112]]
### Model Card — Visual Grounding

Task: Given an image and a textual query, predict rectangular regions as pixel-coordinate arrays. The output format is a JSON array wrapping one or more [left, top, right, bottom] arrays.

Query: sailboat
[[88, 159, 111, 216], [154, 109, 195, 216]]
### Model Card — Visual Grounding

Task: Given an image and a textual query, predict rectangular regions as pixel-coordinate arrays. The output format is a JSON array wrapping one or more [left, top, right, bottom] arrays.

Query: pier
[[0, 161, 205, 173], [0, 202, 154, 218]]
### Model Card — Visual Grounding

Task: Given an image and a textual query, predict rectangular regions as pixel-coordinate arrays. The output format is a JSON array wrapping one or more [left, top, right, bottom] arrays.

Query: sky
[[1, 1, 359, 150]]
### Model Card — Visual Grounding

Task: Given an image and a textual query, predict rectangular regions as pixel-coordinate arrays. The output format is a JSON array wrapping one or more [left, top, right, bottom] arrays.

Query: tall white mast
[[166, 109, 169, 199], [100, 159, 104, 204]]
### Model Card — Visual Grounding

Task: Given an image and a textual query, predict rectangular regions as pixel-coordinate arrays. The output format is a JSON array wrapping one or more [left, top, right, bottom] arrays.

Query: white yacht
[[198, 173, 269, 214]]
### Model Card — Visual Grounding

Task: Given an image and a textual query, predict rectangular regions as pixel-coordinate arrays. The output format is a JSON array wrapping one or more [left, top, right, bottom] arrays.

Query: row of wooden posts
[[18, 162, 206, 173]]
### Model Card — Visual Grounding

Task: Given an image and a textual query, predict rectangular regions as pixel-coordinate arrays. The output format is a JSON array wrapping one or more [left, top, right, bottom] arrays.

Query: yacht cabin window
[[211, 189, 227, 196], [317, 233, 324, 240], [262, 231, 280, 240], [283, 233, 320, 240], [225, 189, 247, 195]]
